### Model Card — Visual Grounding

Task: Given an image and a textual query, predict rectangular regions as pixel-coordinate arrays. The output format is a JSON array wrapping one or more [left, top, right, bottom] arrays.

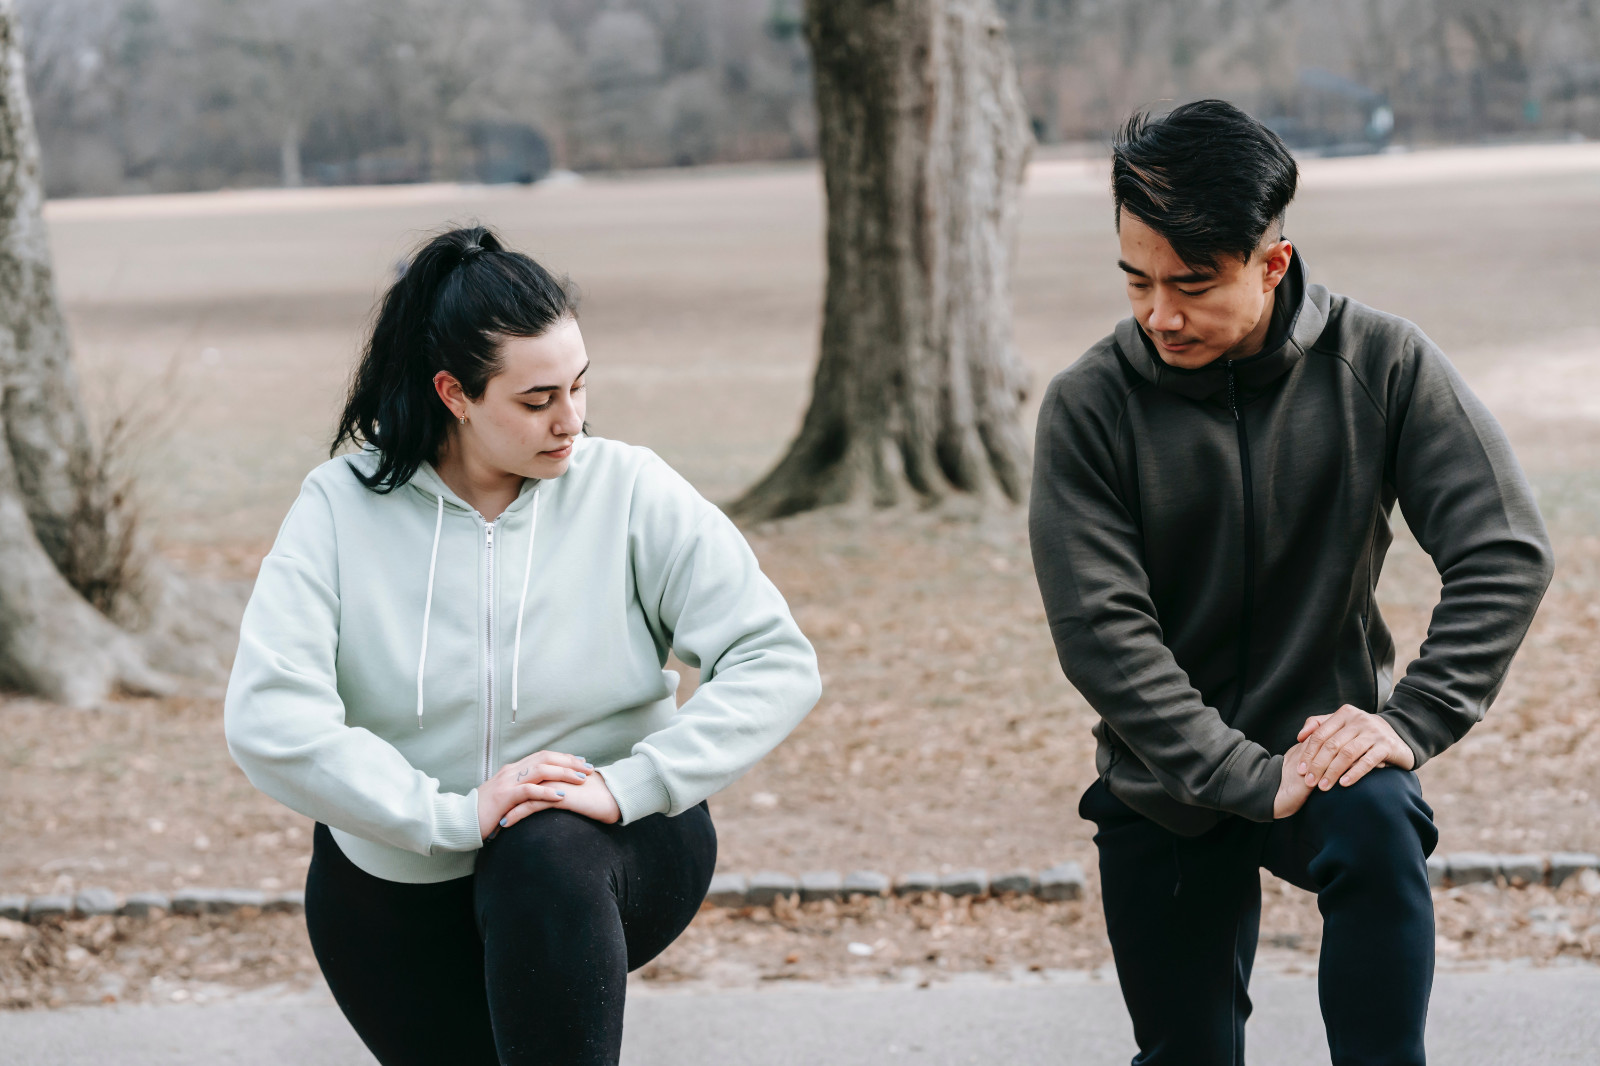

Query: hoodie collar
[[346, 443, 564, 518], [1112, 250, 1330, 403], [404, 460, 542, 518]]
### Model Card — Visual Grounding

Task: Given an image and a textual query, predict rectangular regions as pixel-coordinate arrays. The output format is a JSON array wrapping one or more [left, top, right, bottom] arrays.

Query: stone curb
[[1426, 852, 1600, 889], [6, 889, 305, 924], [6, 851, 1595, 924]]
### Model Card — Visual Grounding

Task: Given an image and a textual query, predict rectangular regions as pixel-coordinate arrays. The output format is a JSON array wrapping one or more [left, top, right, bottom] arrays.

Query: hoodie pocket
[[1358, 602, 1380, 712]]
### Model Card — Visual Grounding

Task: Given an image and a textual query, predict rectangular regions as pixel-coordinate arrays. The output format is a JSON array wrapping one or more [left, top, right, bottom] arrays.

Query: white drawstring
[[416, 494, 444, 728], [511, 489, 540, 722]]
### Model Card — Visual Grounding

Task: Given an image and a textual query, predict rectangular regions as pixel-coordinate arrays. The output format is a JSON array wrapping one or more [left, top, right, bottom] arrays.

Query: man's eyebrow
[[515, 360, 590, 395], [1116, 259, 1214, 285]]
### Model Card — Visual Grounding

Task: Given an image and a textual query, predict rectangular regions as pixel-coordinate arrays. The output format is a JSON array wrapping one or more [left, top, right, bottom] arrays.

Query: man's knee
[[1302, 769, 1437, 880]]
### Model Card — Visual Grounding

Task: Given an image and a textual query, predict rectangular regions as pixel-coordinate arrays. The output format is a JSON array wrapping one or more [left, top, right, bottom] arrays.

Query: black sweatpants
[[303, 802, 716, 1066], [1082, 767, 1438, 1066]]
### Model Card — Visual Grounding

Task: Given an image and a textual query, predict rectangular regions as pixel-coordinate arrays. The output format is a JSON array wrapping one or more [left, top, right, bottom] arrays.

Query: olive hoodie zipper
[[1225, 359, 1254, 724]]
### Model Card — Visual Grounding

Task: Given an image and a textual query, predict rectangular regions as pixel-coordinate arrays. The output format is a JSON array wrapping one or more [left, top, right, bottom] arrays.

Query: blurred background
[[2, 0, 1599, 1022], [19, 0, 1600, 197]]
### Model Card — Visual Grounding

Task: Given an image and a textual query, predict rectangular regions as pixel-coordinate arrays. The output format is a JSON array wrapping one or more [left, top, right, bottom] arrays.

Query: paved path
[[4, 967, 1597, 1064]]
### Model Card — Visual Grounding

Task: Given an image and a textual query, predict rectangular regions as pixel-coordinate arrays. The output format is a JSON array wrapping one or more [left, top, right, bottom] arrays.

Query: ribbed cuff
[[1378, 708, 1431, 771], [597, 754, 674, 825], [431, 789, 484, 853], [1218, 745, 1280, 823]]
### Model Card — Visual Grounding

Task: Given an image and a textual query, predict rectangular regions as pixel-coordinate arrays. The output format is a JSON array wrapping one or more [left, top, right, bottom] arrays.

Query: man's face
[[1117, 209, 1294, 369]]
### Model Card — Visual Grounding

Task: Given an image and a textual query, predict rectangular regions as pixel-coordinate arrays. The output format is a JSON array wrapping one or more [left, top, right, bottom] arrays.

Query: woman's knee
[[475, 810, 618, 899]]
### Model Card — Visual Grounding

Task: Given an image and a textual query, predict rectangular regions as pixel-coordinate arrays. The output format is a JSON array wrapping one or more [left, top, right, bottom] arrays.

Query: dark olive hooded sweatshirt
[[1028, 252, 1554, 835]]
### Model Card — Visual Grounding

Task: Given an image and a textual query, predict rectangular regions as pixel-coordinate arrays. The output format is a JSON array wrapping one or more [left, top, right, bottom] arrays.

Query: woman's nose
[[550, 396, 583, 436]]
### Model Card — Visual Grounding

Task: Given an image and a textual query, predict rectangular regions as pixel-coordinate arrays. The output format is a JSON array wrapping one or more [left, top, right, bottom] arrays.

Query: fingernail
[[576, 772, 587, 779], [557, 791, 567, 797], [499, 818, 508, 827]]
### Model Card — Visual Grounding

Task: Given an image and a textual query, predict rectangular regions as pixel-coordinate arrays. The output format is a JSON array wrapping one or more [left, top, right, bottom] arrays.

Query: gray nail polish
[[499, 818, 508, 827], [557, 791, 567, 797]]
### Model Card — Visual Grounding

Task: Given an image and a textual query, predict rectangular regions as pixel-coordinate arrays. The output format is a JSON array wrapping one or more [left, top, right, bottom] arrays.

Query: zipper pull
[[1225, 361, 1240, 421], [485, 522, 495, 545]]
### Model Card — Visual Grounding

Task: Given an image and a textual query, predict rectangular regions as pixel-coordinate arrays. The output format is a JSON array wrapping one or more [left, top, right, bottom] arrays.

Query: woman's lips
[[542, 443, 573, 459]]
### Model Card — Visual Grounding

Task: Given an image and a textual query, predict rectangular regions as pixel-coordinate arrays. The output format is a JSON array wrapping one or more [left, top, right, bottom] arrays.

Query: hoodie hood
[[342, 443, 559, 517], [1112, 250, 1331, 403]]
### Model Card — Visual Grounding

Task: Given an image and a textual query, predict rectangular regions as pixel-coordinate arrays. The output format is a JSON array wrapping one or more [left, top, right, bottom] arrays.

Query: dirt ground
[[4, 144, 1600, 1008]]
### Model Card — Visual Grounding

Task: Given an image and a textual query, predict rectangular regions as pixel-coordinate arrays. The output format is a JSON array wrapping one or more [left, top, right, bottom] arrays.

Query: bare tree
[[730, 0, 1033, 520], [1, 0, 233, 705]]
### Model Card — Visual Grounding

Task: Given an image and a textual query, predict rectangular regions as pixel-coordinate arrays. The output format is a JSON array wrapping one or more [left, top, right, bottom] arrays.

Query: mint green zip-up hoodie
[[224, 435, 821, 883]]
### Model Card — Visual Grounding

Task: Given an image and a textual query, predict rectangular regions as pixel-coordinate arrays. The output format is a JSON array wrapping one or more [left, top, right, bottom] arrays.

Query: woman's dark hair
[[1111, 99, 1298, 271], [333, 225, 577, 492]]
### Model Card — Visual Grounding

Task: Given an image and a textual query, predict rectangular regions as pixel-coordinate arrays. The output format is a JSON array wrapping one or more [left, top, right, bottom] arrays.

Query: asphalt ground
[[4, 965, 1598, 1065]]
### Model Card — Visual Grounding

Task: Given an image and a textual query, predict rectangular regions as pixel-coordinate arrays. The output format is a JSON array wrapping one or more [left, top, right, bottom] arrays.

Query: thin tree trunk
[[0, 5, 136, 611], [730, 0, 1032, 521], [280, 120, 303, 187], [0, 1, 182, 703]]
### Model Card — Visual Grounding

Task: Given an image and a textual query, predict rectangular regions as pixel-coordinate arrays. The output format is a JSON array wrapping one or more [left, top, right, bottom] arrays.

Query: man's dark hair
[[1111, 99, 1298, 271]]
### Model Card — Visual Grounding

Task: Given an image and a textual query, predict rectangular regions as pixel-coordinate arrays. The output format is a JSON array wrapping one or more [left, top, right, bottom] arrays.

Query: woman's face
[[434, 316, 589, 482]]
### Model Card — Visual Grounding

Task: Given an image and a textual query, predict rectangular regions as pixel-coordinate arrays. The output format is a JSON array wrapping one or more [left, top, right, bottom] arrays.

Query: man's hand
[[1274, 740, 1316, 819], [1297, 704, 1415, 792]]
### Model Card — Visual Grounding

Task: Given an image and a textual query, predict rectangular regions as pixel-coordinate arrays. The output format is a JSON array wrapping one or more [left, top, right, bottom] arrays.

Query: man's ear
[[1260, 239, 1293, 292]]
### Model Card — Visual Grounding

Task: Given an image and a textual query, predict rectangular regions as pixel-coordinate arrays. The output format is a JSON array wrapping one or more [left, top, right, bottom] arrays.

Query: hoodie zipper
[[483, 520, 497, 783], [1225, 361, 1255, 722]]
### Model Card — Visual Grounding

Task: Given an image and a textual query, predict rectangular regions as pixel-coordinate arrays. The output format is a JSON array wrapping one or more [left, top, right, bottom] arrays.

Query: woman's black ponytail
[[332, 224, 577, 492]]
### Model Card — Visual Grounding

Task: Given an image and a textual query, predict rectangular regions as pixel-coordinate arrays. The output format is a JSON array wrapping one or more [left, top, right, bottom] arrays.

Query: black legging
[[304, 802, 716, 1066]]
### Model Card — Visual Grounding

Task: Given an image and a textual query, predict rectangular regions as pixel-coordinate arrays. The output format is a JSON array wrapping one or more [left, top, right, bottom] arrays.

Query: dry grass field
[[4, 144, 1600, 1006]]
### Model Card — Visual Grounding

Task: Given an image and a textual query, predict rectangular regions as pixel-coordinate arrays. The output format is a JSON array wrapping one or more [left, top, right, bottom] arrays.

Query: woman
[[224, 225, 821, 1065]]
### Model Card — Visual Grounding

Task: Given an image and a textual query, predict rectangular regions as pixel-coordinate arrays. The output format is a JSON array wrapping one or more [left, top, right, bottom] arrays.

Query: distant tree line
[[19, 0, 1600, 198]]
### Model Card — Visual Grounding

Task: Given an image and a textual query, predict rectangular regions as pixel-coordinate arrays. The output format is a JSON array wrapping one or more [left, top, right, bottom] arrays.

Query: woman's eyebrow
[[516, 360, 590, 395]]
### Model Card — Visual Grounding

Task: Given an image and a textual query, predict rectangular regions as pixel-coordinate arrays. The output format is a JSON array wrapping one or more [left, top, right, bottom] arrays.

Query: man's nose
[[1147, 293, 1184, 334]]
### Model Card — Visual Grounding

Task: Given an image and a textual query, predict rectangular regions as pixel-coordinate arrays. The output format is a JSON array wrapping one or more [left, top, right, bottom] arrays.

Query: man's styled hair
[[1111, 99, 1298, 271]]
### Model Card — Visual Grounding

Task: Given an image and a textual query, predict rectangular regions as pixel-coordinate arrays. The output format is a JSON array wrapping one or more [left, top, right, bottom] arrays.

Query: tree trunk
[[730, 0, 1032, 521], [280, 120, 303, 187], [1, 2, 235, 705]]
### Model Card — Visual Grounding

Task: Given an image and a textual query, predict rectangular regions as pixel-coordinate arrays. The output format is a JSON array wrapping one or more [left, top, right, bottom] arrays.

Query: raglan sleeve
[[594, 455, 822, 825], [223, 479, 484, 856], [1028, 370, 1282, 821], [1378, 333, 1554, 765]]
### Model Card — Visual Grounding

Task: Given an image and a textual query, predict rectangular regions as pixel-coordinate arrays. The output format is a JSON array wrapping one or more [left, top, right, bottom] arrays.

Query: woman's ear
[[433, 371, 468, 422]]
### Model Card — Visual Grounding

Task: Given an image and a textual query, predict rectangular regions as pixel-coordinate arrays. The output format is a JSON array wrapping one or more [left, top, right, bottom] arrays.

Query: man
[[1028, 99, 1553, 1065]]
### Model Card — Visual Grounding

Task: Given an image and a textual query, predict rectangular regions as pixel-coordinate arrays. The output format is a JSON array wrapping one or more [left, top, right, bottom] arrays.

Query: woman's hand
[[551, 769, 621, 825], [478, 750, 593, 839], [492, 763, 622, 831]]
